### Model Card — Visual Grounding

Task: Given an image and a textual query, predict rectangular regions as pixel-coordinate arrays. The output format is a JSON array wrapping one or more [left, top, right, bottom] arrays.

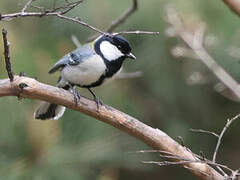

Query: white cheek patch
[[100, 41, 124, 61]]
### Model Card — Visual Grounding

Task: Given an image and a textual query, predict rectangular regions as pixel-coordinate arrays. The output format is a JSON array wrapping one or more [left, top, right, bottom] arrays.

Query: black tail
[[34, 102, 66, 120], [34, 76, 71, 120]]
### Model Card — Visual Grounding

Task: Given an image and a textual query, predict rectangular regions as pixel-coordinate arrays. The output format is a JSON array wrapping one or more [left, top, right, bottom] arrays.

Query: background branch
[[165, 6, 240, 99], [0, 76, 223, 180], [106, 0, 138, 33]]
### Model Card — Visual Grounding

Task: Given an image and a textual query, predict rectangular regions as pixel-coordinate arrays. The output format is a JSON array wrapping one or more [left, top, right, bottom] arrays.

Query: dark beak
[[126, 53, 136, 60]]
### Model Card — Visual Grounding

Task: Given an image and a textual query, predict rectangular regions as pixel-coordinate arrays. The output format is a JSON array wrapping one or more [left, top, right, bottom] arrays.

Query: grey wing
[[48, 44, 95, 74]]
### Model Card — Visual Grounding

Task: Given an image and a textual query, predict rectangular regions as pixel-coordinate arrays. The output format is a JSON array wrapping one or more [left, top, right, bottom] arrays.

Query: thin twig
[[87, 0, 138, 41], [30, 1, 83, 14], [2, 29, 14, 82], [56, 14, 107, 35], [138, 149, 232, 176], [1, 0, 105, 35], [212, 114, 240, 163], [143, 151, 233, 174], [114, 30, 159, 35], [58, 0, 83, 15], [1, 11, 106, 35], [21, 0, 35, 14], [143, 159, 233, 173], [106, 0, 138, 32], [2, 0, 158, 40], [230, 168, 240, 180], [190, 128, 219, 138]]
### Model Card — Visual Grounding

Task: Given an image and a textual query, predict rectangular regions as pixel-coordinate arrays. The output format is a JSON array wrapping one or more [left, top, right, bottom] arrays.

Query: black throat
[[104, 57, 125, 77]]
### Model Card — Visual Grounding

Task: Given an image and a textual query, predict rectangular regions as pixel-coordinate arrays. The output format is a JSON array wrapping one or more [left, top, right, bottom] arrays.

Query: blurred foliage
[[1, 0, 240, 179]]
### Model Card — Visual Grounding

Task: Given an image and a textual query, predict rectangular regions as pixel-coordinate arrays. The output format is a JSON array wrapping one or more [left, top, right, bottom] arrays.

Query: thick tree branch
[[222, 0, 240, 17], [0, 76, 223, 180]]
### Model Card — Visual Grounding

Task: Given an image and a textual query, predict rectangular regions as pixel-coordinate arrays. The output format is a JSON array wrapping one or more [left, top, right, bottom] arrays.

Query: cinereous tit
[[34, 34, 136, 120]]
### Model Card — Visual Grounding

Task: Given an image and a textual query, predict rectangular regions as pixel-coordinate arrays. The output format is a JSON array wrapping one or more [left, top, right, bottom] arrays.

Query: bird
[[34, 34, 136, 120]]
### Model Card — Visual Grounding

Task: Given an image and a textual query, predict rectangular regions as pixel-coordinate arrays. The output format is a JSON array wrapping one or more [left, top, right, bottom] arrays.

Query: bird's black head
[[94, 34, 136, 62]]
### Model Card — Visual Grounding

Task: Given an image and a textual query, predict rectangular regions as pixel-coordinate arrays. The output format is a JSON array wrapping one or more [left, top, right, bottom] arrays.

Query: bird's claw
[[72, 88, 80, 105], [87, 88, 103, 110], [94, 96, 103, 109]]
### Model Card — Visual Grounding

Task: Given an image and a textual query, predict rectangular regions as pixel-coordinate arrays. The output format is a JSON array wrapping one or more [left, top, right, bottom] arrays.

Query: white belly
[[61, 55, 106, 86]]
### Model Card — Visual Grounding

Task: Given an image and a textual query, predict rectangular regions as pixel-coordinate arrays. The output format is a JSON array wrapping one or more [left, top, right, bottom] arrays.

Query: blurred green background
[[1, 0, 240, 179]]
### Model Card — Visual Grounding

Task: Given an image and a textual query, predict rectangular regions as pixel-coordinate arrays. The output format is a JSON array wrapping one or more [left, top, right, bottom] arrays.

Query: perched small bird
[[34, 34, 136, 120]]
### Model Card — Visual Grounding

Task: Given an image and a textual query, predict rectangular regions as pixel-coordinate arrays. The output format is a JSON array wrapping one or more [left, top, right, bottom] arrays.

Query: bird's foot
[[93, 96, 103, 109], [72, 88, 80, 105], [87, 88, 103, 110]]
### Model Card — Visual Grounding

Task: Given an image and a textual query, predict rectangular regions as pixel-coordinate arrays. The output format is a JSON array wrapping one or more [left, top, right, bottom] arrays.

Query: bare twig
[[144, 157, 233, 173], [21, 0, 35, 14], [2, 29, 14, 82], [230, 169, 240, 180], [55, 14, 107, 35], [2, 0, 158, 40], [1, 0, 106, 35], [57, 0, 83, 15], [113, 30, 159, 35], [106, 0, 138, 32], [87, 0, 138, 41], [190, 114, 240, 177], [190, 128, 219, 138], [165, 5, 240, 99], [212, 114, 240, 163], [142, 150, 233, 175], [2, 0, 158, 41], [2, 11, 106, 35], [0, 76, 223, 180]]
